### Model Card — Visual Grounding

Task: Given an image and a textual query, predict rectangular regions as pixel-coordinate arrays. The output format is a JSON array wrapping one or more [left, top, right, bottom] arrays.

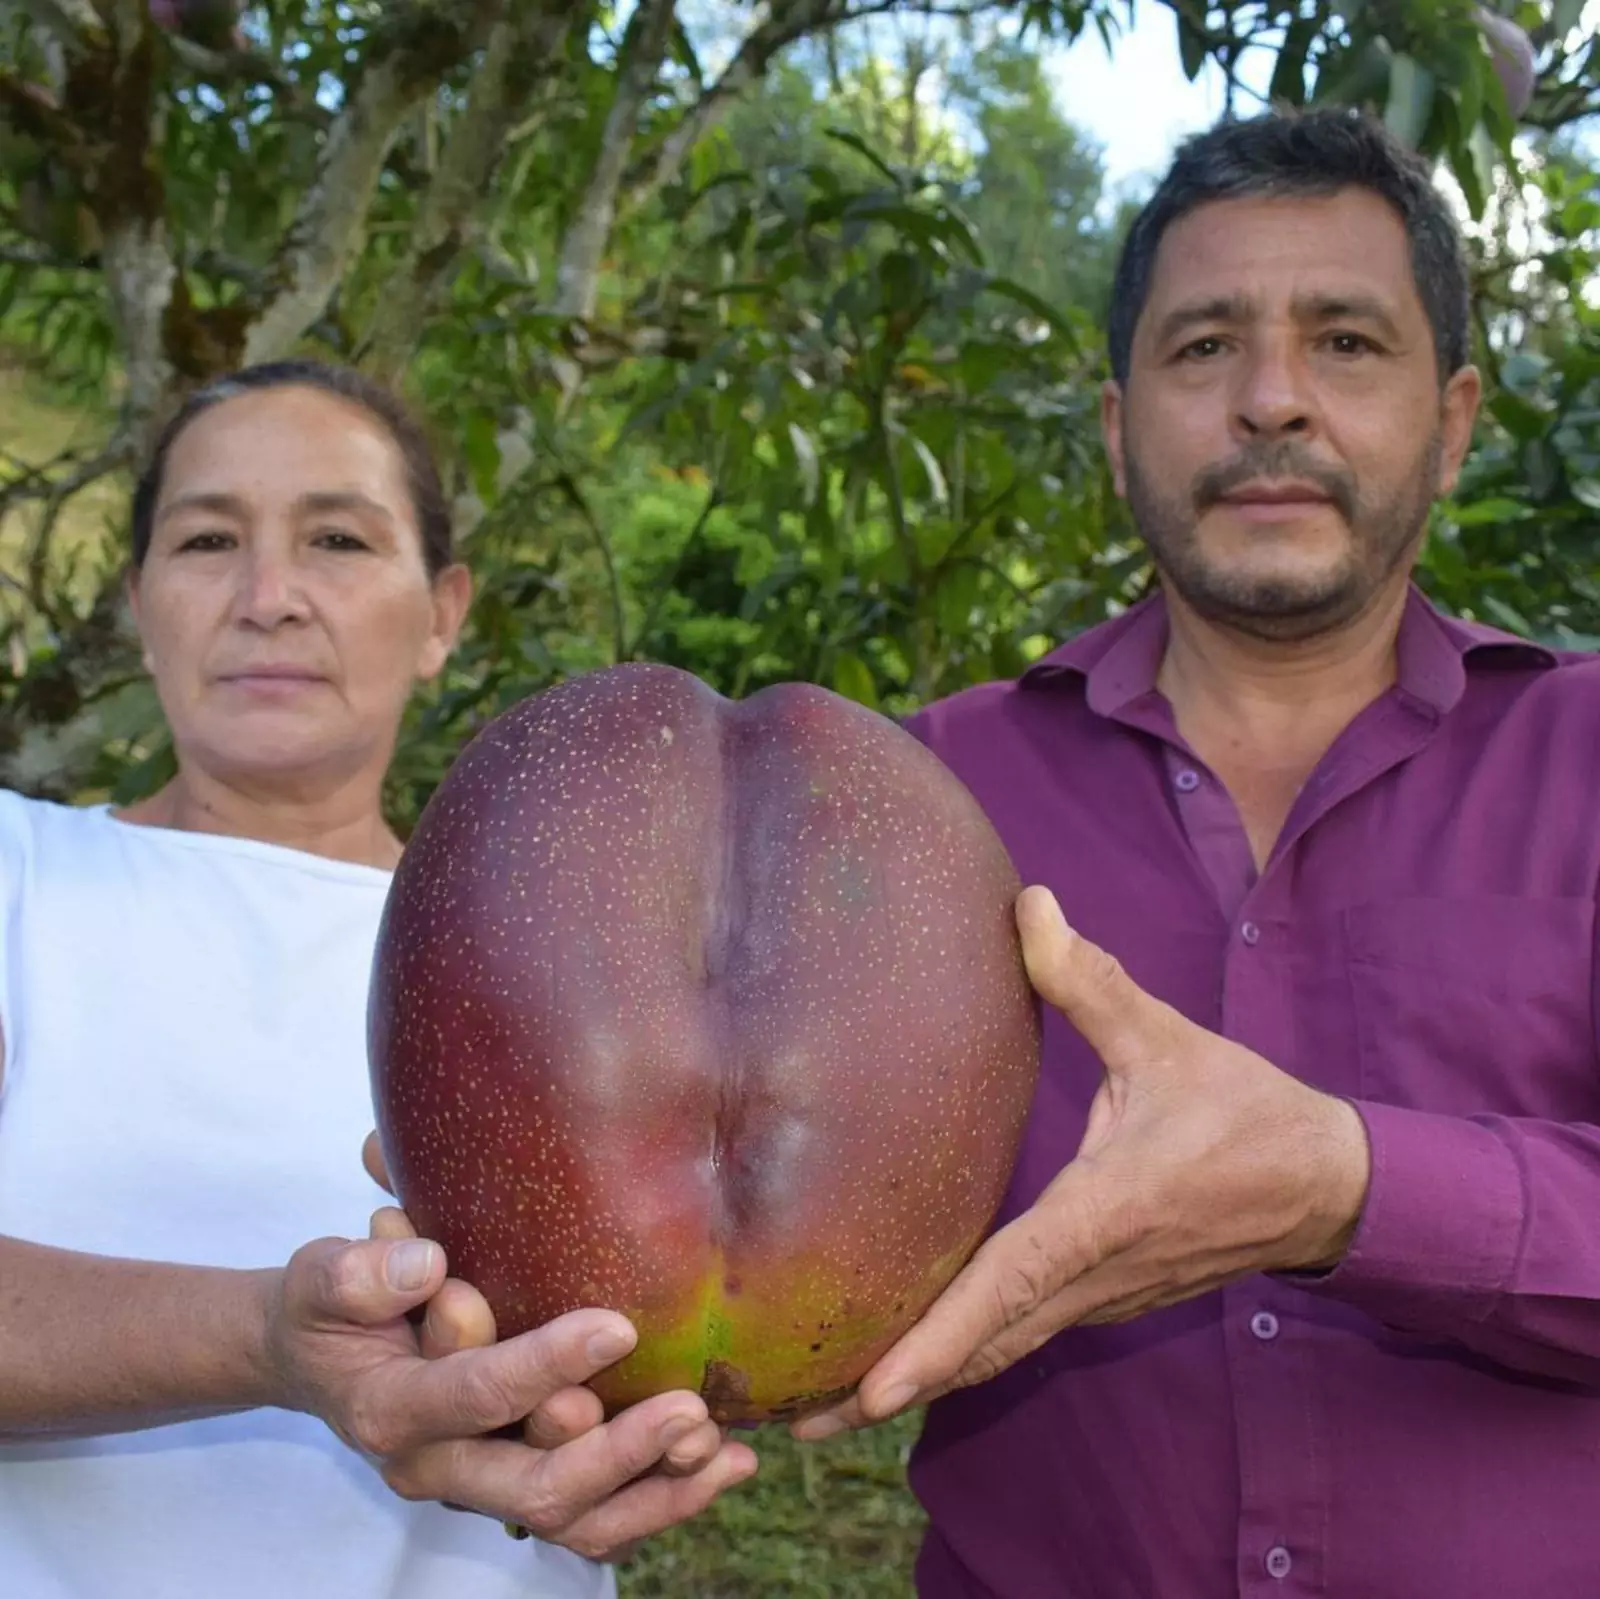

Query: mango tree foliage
[[0, 0, 1593, 812]]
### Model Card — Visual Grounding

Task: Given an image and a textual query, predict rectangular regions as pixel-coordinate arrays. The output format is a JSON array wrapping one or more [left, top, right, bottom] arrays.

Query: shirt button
[[1174, 767, 1201, 793], [1265, 1545, 1293, 1580], [1240, 920, 1261, 946], [1250, 1310, 1280, 1341]]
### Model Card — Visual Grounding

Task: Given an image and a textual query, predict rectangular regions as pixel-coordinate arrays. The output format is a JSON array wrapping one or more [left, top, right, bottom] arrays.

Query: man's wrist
[[1290, 1095, 1372, 1272]]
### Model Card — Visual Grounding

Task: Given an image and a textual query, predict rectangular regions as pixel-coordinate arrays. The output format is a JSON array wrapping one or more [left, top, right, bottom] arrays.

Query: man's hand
[[258, 1228, 756, 1560], [794, 884, 1371, 1439]]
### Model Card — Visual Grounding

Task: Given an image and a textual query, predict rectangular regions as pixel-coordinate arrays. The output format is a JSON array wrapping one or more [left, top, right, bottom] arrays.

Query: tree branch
[[243, 0, 510, 365], [552, 0, 679, 320], [553, 471, 628, 664], [0, 433, 133, 619], [618, 0, 918, 218], [361, 5, 572, 383], [11, 0, 106, 52]]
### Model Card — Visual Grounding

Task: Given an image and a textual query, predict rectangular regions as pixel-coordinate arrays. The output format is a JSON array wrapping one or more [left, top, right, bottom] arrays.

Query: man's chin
[[1168, 569, 1370, 643]]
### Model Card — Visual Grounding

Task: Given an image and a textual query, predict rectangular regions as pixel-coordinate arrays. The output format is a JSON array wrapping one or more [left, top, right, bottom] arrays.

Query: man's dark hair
[[130, 359, 454, 575], [1107, 106, 1471, 385]]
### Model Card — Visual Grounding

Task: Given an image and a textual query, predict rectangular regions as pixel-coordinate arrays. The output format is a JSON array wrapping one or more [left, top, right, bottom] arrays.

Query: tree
[[0, 0, 1594, 810]]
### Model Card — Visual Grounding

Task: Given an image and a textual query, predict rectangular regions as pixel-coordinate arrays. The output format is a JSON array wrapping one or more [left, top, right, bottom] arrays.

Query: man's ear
[[1101, 379, 1129, 499], [1436, 364, 1482, 499], [417, 563, 473, 683]]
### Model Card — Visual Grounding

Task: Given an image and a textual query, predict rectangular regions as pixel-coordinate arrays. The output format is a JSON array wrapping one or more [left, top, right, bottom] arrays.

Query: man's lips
[[1212, 480, 1338, 521], [1218, 480, 1335, 506]]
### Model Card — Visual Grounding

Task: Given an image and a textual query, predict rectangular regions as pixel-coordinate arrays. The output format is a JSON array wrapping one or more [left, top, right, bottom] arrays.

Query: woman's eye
[[312, 528, 370, 552], [175, 530, 235, 553]]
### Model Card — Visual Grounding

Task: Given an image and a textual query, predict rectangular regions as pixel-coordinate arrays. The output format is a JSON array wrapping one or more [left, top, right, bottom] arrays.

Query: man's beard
[[1123, 432, 1443, 643]]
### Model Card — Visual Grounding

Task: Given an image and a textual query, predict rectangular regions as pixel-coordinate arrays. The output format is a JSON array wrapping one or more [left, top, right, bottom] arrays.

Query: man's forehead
[[1145, 188, 1415, 307]]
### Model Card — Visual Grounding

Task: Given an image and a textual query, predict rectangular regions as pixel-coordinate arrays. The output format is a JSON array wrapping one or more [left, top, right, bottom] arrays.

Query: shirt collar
[[1019, 583, 1558, 721]]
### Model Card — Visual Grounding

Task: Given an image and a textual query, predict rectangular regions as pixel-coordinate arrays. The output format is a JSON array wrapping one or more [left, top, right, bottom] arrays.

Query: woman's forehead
[[162, 385, 410, 500]]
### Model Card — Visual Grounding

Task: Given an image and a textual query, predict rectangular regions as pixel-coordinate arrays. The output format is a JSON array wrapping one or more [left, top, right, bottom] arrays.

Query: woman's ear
[[416, 563, 473, 682]]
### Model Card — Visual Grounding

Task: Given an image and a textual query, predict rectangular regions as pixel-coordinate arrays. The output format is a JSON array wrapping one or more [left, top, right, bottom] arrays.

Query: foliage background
[[0, 1, 1595, 1591]]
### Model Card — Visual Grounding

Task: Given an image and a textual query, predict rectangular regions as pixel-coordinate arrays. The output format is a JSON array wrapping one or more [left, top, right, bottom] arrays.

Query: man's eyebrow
[[1152, 295, 1254, 347], [1293, 291, 1404, 342]]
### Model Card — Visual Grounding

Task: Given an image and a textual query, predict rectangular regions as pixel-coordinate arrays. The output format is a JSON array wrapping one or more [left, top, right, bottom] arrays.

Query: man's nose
[[1232, 341, 1316, 442]]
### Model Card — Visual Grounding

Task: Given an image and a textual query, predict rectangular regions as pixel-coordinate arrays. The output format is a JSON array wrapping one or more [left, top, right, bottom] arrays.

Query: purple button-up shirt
[[903, 586, 1600, 1598]]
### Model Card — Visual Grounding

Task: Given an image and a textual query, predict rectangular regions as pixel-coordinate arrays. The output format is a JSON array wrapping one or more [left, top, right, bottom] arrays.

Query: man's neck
[[117, 765, 403, 871], [1155, 579, 1411, 870], [1157, 582, 1408, 733]]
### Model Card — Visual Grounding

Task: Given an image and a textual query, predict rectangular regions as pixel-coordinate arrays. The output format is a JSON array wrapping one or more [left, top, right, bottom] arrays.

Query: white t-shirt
[[0, 791, 614, 1599]]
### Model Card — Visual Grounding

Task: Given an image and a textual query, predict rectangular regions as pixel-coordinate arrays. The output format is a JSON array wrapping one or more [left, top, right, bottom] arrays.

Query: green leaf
[[1553, 0, 1586, 38], [1312, 37, 1392, 107], [906, 432, 949, 510], [832, 651, 879, 709], [1481, 595, 1533, 636], [1451, 496, 1533, 525], [787, 422, 821, 509], [1500, 350, 1550, 390], [1383, 55, 1436, 148], [461, 411, 502, 506], [1175, 7, 1207, 82], [983, 277, 1081, 352], [1270, 16, 1317, 107], [1489, 389, 1551, 440], [823, 128, 903, 190], [1572, 480, 1600, 511]]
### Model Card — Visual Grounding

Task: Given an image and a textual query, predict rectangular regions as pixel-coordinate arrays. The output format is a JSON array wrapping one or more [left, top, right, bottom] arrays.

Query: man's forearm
[[0, 1234, 281, 1439]]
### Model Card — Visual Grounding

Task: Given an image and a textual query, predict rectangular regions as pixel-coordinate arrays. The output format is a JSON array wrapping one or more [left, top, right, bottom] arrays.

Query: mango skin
[[369, 663, 1041, 1423]]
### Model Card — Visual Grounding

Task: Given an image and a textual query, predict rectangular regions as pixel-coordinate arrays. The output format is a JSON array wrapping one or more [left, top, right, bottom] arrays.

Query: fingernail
[[385, 1239, 437, 1291], [875, 1381, 918, 1417], [585, 1325, 635, 1365], [796, 1415, 845, 1442]]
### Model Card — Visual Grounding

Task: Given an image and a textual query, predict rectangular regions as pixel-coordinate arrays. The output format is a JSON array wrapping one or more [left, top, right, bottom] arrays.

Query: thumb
[[291, 1236, 448, 1328], [1015, 886, 1160, 1067]]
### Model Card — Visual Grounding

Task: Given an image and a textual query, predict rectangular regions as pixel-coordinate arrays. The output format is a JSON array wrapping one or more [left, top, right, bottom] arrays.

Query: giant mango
[[369, 663, 1040, 1423]]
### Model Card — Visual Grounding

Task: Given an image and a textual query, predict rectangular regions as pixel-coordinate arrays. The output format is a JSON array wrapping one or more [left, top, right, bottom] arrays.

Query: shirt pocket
[[1344, 896, 1598, 1121]]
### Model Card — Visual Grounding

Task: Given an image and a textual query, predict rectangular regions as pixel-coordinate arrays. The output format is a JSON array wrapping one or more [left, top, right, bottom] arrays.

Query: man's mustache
[[1193, 445, 1357, 522]]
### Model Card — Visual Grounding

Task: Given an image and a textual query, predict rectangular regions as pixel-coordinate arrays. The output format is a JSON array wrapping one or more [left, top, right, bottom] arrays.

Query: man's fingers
[[1016, 886, 1162, 1066], [420, 1279, 499, 1358], [363, 1131, 395, 1195], [791, 1391, 869, 1442], [816, 1174, 1105, 1428]]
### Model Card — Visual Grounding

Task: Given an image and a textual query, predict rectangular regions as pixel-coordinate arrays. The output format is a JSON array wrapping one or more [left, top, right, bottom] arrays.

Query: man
[[796, 106, 1600, 1596]]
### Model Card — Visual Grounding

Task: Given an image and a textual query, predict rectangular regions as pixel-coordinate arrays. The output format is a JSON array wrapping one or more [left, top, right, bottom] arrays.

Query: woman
[[0, 362, 756, 1597]]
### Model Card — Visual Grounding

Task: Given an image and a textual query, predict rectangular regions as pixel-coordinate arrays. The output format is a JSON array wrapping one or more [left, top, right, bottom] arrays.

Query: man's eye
[[1327, 331, 1377, 356], [1179, 336, 1227, 360], [175, 531, 235, 553]]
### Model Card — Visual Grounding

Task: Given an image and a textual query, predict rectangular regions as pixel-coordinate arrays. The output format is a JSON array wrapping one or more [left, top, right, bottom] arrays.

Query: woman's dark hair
[[1108, 106, 1471, 386], [129, 359, 455, 575]]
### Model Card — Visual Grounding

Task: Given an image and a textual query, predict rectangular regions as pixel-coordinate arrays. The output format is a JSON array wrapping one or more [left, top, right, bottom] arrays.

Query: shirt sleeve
[[1292, 1085, 1600, 1386]]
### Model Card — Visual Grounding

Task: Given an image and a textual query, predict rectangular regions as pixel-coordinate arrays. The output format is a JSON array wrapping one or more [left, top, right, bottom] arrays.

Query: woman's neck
[[116, 767, 403, 870]]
